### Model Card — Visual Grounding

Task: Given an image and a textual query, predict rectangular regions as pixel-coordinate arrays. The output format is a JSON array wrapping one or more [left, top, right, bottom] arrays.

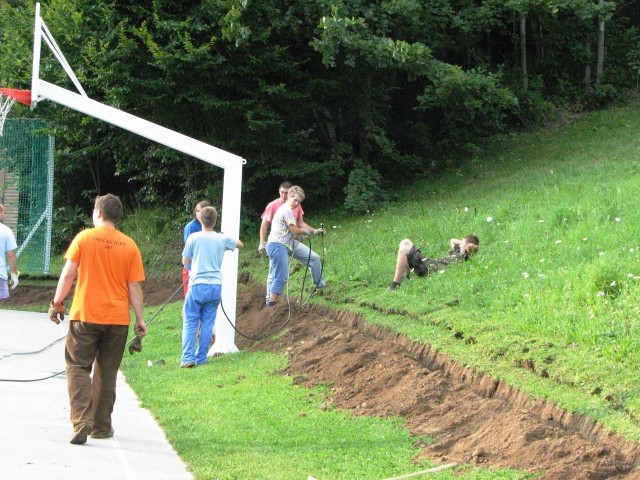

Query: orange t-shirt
[[65, 226, 145, 326]]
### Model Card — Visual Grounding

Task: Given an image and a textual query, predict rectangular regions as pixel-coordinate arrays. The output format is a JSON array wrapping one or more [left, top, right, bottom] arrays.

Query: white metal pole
[[33, 80, 243, 169], [31, 2, 246, 352], [30, 3, 42, 109], [209, 160, 243, 355], [34, 79, 246, 353]]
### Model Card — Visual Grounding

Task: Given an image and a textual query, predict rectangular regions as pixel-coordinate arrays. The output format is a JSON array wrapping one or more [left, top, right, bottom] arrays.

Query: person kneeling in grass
[[388, 235, 479, 290], [181, 206, 243, 367]]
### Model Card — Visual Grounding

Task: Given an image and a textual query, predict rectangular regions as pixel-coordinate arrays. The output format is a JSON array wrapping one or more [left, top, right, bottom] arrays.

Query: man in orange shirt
[[49, 194, 146, 445]]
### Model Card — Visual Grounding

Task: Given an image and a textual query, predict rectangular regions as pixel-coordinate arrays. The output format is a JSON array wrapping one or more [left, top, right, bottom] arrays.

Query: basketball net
[[0, 88, 32, 136]]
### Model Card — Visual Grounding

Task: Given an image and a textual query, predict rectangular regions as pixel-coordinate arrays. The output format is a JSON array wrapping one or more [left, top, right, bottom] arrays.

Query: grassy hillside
[[240, 101, 640, 441], [109, 100, 640, 479]]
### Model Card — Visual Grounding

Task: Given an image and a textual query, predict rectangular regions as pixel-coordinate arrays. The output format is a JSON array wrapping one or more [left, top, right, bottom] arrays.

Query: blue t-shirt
[[182, 231, 238, 285], [0, 223, 17, 280], [183, 219, 202, 244], [183, 219, 203, 271]]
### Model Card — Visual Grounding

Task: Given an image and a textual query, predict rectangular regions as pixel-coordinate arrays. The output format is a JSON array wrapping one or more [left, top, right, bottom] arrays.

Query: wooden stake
[[382, 462, 458, 480]]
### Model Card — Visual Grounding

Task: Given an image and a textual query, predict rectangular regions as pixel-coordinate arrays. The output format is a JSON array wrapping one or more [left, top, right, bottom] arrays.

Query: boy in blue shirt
[[181, 200, 211, 296], [181, 206, 243, 367]]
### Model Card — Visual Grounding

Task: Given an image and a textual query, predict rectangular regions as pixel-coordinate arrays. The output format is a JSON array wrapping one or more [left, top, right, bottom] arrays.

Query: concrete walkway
[[0, 309, 194, 480]]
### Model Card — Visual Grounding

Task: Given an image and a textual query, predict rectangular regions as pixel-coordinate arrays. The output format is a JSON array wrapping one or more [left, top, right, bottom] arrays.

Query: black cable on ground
[[298, 226, 326, 307], [223, 230, 326, 341], [220, 252, 295, 342], [298, 236, 313, 308], [0, 370, 66, 383], [220, 298, 291, 342], [0, 324, 68, 382], [125, 277, 187, 352], [0, 277, 188, 382], [0, 333, 66, 361]]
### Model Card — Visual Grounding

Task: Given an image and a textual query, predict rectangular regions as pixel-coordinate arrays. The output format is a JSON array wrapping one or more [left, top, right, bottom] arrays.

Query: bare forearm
[[128, 282, 147, 336], [7, 251, 17, 274], [259, 221, 269, 243], [53, 261, 78, 305], [289, 224, 312, 236], [298, 220, 315, 231]]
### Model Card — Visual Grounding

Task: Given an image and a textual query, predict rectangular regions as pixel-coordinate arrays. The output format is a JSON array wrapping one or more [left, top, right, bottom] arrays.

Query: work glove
[[128, 335, 143, 354], [9, 271, 19, 290], [313, 228, 325, 236], [48, 300, 65, 324], [258, 241, 267, 256]]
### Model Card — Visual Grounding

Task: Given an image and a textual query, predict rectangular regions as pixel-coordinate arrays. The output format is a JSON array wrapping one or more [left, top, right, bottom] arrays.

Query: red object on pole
[[0, 88, 32, 106]]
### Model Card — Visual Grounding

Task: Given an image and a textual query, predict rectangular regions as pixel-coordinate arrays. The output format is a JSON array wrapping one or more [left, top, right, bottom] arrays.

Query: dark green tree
[[1, 0, 639, 224]]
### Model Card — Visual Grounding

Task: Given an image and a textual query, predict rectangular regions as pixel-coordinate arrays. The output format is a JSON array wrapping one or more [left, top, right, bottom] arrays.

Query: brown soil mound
[[1, 276, 183, 309], [7, 275, 640, 479]]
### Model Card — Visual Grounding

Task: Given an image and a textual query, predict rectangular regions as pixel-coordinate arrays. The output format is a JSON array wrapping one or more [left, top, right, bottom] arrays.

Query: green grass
[[30, 100, 640, 478], [121, 303, 531, 479], [239, 101, 640, 442]]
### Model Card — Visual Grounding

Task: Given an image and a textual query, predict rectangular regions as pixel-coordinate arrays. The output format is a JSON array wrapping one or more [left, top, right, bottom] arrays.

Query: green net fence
[[0, 118, 53, 275]]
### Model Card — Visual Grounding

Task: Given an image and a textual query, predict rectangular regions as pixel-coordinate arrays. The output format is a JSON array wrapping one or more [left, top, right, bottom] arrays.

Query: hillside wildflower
[[487, 216, 493, 222]]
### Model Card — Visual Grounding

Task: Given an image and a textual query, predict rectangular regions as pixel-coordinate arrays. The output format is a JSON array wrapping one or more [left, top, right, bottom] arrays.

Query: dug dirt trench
[[7, 274, 640, 479], [232, 278, 640, 479]]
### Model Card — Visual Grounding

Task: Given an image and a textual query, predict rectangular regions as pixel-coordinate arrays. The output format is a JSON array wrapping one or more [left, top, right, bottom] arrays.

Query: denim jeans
[[266, 242, 290, 296], [265, 240, 325, 299], [292, 240, 325, 287], [182, 283, 221, 365]]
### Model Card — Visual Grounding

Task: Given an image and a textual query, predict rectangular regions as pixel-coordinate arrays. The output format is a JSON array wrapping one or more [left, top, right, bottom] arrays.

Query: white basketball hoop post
[[0, 94, 15, 136], [27, 2, 246, 355]]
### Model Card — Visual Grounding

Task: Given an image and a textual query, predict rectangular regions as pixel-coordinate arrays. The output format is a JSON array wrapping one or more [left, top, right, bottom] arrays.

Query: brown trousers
[[65, 321, 129, 434]]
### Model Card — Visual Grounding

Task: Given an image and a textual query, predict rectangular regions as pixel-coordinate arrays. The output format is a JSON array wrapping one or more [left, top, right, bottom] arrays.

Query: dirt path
[[7, 275, 640, 479]]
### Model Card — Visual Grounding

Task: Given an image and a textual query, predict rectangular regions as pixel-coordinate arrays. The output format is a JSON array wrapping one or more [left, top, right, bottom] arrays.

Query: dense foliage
[[1, 0, 639, 234]]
